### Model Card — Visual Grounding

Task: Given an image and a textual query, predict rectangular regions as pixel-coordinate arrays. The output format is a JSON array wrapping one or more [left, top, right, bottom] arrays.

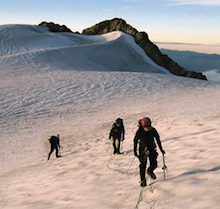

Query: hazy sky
[[0, 0, 219, 54]]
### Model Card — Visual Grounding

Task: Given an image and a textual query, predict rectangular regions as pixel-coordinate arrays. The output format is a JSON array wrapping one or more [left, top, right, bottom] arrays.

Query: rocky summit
[[40, 18, 207, 80], [82, 18, 207, 80]]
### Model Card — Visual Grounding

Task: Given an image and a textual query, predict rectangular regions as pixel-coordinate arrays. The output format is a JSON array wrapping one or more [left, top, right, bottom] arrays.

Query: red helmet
[[141, 117, 151, 127]]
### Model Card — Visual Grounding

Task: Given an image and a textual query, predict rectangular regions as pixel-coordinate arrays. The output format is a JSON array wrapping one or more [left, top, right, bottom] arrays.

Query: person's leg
[[139, 160, 147, 186], [112, 137, 117, 154], [48, 145, 54, 160], [147, 150, 158, 179], [55, 146, 61, 158], [116, 139, 121, 154]]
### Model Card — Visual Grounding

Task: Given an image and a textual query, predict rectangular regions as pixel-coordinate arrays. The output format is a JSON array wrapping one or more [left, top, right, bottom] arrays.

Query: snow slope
[[0, 24, 220, 209], [0, 24, 168, 75]]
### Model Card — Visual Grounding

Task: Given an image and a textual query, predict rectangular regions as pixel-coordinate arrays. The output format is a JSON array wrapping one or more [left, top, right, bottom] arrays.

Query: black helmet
[[115, 118, 122, 125]]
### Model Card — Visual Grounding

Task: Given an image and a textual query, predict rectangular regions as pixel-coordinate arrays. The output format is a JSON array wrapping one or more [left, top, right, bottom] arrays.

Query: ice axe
[[162, 154, 167, 180], [121, 139, 123, 153]]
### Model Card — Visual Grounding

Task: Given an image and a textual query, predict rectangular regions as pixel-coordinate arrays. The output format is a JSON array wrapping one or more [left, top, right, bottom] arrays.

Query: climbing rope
[[134, 187, 144, 209]]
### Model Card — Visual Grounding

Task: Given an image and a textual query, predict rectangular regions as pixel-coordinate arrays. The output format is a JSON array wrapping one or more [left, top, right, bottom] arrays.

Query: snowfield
[[0, 24, 220, 209]]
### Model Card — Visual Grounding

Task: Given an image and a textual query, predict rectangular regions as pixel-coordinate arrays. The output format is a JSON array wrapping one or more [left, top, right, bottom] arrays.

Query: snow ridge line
[[0, 30, 123, 59]]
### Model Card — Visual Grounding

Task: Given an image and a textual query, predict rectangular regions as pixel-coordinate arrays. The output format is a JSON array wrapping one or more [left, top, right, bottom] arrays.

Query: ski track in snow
[[1, 24, 220, 209]]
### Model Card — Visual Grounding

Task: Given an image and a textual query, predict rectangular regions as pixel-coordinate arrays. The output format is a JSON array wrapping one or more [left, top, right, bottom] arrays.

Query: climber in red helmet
[[134, 117, 165, 187]]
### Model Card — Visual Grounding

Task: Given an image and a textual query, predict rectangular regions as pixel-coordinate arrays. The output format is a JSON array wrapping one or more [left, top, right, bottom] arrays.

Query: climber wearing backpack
[[48, 134, 61, 160], [133, 117, 165, 187], [109, 118, 125, 154]]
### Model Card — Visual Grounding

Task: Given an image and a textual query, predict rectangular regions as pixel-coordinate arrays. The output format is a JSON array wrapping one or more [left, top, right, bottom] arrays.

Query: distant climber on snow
[[133, 117, 165, 187], [48, 134, 61, 160], [109, 118, 125, 154]]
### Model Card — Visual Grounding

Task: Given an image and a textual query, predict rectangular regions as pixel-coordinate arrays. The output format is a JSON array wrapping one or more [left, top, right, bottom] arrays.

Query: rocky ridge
[[39, 22, 74, 33], [39, 19, 207, 80]]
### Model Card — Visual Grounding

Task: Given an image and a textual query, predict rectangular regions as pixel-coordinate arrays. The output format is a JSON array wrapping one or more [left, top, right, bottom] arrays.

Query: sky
[[0, 0, 219, 54]]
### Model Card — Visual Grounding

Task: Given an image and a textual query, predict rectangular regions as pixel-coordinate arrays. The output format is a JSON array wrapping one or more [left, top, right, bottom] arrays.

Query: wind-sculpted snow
[[0, 24, 168, 74], [0, 24, 220, 209]]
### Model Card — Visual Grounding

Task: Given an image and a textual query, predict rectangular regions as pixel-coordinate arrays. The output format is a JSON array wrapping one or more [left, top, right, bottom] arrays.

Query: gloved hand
[[161, 150, 165, 155]]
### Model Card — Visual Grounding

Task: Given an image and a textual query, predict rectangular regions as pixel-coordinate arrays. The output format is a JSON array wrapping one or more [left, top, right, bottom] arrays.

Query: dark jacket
[[109, 123, 125, 140], [134, 126, 164, 154], [49, 136, 60, 147]]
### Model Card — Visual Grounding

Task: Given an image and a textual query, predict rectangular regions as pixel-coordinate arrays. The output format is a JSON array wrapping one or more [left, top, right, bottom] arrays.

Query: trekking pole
[[121, 140, 123, 153], [162, 154, 167, 181]]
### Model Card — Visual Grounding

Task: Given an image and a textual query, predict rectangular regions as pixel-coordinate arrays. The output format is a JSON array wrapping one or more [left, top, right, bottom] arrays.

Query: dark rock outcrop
[[39, 21, 73, 33], [82, 18, 207, 80]]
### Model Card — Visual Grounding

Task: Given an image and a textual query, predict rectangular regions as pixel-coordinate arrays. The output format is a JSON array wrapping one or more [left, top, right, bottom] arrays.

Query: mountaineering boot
[[48, 153, 51, 160], [147, 169, 156, 179], [140, 179, 147, 187], [117, 148, 121, 154]]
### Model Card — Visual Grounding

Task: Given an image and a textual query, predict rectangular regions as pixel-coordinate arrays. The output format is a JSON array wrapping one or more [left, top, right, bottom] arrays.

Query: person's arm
[[109, 124, 114, 139], [133, 128, 141, 156], [153, 128, 165, 154]]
